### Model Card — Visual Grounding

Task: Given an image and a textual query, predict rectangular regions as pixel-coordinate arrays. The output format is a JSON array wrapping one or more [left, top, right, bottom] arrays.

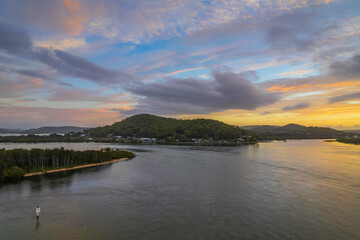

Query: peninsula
[[0, 148, 135, 182]]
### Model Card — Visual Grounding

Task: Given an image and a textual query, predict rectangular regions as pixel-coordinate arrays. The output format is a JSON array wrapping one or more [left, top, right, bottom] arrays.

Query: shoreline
[[24, 158, 129, 177]]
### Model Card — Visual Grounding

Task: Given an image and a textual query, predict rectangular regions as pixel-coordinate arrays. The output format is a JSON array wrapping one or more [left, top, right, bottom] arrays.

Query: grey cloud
[[0, 22, 132, 85], [9, 69, 72, 87], [266, 25, 314, 51], [0, 23, 32, 56], [46, 88, 124, 104], [0, 1, 67, 34], [0, 54, 28, 66], [15, 69, 52, 80], [312, 45, 358, 62], [329, 92, 360, 103], [123, 70, 280, 115], [117, 101, 217, 116], [15, 98, 36, 102], [282, 102, 311, 111], [260, 75, 319, 89], [265, 11, 337, 52], [329, 54, 360, 79], [34, 48, 132, 84]]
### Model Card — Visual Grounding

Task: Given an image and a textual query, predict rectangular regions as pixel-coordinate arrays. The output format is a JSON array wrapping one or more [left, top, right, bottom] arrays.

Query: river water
[[0, 140, 359, 239]]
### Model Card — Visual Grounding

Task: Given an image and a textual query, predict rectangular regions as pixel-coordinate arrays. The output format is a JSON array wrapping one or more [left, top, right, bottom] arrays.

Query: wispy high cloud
[[0, 0, 89, 36], [282, 102, 311, 111], [263, 53, 360, 92]]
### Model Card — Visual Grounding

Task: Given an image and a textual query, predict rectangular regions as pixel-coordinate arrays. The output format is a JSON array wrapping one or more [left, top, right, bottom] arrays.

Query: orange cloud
[[61, 0, 87, 36], [167, 66, 205, 76], [314, 81, 360, 89], [28, 78, 44, 87], [267, 84, 311, 92], [267, 81, 360, 93], [0, 106, 118, 128], [35, 37, 86, 50]]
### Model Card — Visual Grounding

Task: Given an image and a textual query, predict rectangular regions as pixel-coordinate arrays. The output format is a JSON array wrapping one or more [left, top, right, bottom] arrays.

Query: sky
[[0, 0, 359, 129]]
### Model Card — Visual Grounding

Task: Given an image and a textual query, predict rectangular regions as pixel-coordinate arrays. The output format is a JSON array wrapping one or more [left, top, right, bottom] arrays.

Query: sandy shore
[[24, 158, 129, 177]]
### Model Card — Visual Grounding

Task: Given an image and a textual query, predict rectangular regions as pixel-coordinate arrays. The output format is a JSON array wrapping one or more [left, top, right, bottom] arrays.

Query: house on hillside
[[140, 137, 156, 143]]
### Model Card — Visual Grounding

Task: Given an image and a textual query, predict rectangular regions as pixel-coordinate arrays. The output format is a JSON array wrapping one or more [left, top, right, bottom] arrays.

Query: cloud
[[266, 12, 315, 51], [329, 92, 360, 103], [84, 0, 336, 44], [0, 22, 132, 85], [0, 0, 89, 36], [12, 69, 73, 86], [282, 102, 311, 111], [14, 69, 54, 81], [0, 106, 118, 128], [122, 70, 280, 115], [0, 75, 46, 98], [14, 99, 37, 102], [0, 23, 32, 55], [262, 52, 360, 92], [46, 88, 129, 104], [329, 54, 360, 79], [0, 67, 72, 87], [272, 69, 315, 77], [265, 10, 338, 52], [120, 5, 345, 83], [34, 48, 130, 84], [34, 37, 87, 50], [61, 0, 87, 36]]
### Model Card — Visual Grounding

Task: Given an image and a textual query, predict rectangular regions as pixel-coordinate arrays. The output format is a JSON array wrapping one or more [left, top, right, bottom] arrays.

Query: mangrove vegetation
[[0, 148, 135, 182], [336, 138, 360, 145]]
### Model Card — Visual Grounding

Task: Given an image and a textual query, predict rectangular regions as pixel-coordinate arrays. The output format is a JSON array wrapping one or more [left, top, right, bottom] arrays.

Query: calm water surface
[[0, 140, 359, 239]]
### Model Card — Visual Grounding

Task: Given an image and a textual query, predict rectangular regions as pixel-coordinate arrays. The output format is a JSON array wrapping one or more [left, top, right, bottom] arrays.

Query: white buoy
[[36, 205, 41, 220]]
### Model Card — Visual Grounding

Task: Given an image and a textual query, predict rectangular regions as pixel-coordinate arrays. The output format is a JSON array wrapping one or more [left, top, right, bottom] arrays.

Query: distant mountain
[[88, 114, 248, 141], [243, 124, 349, 139], [0, 128, 22, 134], [21, 126, 88, 134], [242, 125, 277, 131], [343, 129, 360, 134]]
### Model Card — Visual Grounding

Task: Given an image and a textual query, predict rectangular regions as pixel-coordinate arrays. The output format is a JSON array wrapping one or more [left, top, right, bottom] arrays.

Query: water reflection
[[35, 220, 40, 231], [24, 164, 114, 193], [0, 140, 359, 239]]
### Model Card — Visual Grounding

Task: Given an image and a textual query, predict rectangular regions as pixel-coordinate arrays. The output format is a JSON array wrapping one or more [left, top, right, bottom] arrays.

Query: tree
[[1, 166, 25, 181]]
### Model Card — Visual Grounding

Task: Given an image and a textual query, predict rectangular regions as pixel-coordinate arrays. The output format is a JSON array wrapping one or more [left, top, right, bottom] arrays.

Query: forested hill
[[243, 124, 348, 139], [88, 114, 248, 141]]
